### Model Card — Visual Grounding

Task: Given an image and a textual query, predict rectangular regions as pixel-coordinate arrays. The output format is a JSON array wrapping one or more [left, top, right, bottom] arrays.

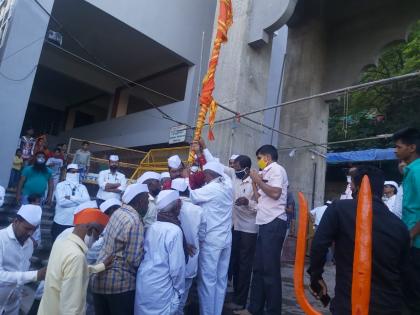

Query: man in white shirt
[[51, 164, 90, 241], [190, 161, 233, 315], [0, 204, 45, 315], [383, 180, 399, 217], [224, 155, 258, 311], [137, 171, 161, 228], [236, 145, 288, 315], [310, 201, 332, 228], [135, 190, 186, 315], [171, 178, 206, 314], [96, 155, 127, 205]]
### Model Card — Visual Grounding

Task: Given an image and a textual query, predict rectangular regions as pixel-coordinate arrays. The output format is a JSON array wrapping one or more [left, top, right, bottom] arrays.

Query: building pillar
[[203, 0, 272, 164], [0, 0, 53, 187], [111, 88, 129, 118], [277, 18, 328, 208]]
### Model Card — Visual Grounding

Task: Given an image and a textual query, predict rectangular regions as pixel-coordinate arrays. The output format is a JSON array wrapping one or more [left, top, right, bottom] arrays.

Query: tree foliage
[[328, 20, 420, 152]]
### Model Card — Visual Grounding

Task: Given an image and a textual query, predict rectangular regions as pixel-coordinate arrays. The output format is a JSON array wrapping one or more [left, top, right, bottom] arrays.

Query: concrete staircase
[[0, 191, 53, 268]]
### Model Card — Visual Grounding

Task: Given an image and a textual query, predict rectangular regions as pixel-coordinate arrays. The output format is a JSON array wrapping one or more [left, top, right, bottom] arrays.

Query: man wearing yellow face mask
[[235, 145, 288, 315]]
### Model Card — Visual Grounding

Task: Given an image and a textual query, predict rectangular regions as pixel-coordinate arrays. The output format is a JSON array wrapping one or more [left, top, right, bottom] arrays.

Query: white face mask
[[84, 234, 94, 248], [66, 173, 80, 184]]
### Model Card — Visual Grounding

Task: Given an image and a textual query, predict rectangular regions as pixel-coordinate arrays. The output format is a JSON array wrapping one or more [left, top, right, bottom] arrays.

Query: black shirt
[[308, 198, 410, 315]]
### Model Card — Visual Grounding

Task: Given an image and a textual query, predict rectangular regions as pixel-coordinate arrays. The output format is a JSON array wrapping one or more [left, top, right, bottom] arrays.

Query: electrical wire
[[0, 65, 38, 81], [277, 134, 393, 152], [31, 0, 323, 147], [27, 0, 420, 149], [0, 36, 44, 63], [213, 71, 420, 125], [32, 0, 188, 127]]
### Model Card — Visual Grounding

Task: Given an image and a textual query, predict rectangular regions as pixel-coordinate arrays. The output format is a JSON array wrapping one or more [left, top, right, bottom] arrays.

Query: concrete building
[[0, 0, 217, 186], [1, 0, 420, 205], [204, 0, 420, 207]]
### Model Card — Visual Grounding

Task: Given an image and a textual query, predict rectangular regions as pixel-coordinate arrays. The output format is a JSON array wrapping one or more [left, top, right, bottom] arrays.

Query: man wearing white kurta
[[190, 161, 233, 315], [137, 171, 161, 228], [0, 205, 45, 315], [171, 178, 206, 314], [96, 155, 127, 205], [52, 164, 90, 241], [135, 190, 186, 315]]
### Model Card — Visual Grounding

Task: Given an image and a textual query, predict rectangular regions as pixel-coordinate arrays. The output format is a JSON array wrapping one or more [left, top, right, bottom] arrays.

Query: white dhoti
[[197, 243, 231, 315]]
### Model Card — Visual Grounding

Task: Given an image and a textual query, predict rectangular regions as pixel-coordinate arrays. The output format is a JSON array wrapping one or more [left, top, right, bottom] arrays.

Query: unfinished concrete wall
[[0, 0, 53, 187], [202, 0, 271, 165], [277, 0, 420, 207], [278, 18, 328, 208]]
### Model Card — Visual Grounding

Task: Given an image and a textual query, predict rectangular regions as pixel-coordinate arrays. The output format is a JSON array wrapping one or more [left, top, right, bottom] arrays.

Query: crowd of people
[[0, 127, 419, 315]]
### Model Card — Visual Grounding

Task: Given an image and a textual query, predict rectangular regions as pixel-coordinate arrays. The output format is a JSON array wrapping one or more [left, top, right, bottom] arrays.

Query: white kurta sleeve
[[202, 148, 216, 162], [190, 185, 213, 204], [198, 210, 207, 243], [69, 185, 90, 204], [119, 175, 127, 192], [167, 229, 185, 303], [55, 184, 78, 208], [0, 241, 37, 285], [97, 171, 107, 190]]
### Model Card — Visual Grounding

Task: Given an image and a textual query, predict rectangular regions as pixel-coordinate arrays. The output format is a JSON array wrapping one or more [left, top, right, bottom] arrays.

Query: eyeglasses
[[68, 169, 79, 174]]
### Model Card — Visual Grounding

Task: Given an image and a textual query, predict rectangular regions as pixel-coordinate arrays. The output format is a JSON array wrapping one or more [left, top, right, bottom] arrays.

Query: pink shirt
[[256, 162, 288, 225]]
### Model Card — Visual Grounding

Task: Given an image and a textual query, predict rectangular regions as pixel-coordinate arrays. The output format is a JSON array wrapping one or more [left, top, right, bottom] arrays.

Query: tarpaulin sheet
[[327, 148, 396, 164]]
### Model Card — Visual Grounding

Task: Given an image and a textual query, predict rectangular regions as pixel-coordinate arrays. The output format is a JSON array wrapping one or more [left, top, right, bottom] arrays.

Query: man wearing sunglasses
[[51, 164, 90, 241]]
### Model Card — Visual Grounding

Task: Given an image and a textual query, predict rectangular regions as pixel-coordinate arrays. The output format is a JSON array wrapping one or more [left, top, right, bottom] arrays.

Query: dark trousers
[[231, 230, 257, 307], [93, 291, 135, 315], [403, 248, 420, 314], [248, 218, 287, 315], [51, 222, 73, 242], [8, 169, 20, 188]]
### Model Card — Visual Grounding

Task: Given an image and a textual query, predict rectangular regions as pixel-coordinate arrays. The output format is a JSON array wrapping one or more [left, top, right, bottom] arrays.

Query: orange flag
[[188, 0, 233, 163]]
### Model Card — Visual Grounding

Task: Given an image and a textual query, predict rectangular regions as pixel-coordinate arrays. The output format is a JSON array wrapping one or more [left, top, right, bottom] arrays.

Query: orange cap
[[74, 208, 109, 226]]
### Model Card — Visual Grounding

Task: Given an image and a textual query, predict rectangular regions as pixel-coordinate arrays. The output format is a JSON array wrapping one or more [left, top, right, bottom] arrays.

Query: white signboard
[[169, 125, 188, 144]]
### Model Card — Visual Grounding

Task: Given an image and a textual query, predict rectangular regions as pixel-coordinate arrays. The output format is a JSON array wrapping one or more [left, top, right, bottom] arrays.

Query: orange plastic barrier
[[352, 175, 373, 315], [294, 192, 322, 315]]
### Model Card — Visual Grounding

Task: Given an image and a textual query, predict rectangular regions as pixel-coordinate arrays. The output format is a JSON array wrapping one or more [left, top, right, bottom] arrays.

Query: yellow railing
[[131, 146, 190, 180]]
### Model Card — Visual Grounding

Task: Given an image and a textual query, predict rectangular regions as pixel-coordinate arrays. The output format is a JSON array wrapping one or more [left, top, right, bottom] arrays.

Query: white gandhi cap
[[160, 172, 170, 179], [17, 204, 42, 227], [171, 178, 188, 192], [230, 154, 239, 161], [122, 183, 149, 203], [203, 161, 224, 176], [137, 171, 161, 184], [109, 155, 119, 162], [168, 155, 182, 169], [156, 190, 180, 211], [67, 163, 78, 170], [74, 200, 98, 215], [99, 198, 122, 213], [384, 181, 399, 190]]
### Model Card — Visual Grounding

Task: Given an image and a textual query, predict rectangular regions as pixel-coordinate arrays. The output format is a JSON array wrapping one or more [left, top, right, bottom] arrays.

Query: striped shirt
[[91, 205, 144, 294]]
